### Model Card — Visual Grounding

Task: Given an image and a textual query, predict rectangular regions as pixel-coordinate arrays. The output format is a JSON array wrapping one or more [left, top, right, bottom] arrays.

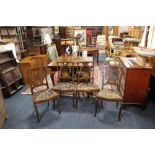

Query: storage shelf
[[16, 50, 28, 54], [2, 67, 15, 74], [0, 26, 27, 60], [0, 50, 23, 97], [0, 58, 15, 64]]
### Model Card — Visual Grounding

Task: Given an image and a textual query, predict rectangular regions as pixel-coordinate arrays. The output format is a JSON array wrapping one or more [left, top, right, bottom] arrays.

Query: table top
[[80, 47, 99, 51], [120, 57, 152, 69], [123, 38, 140, 43], [48, 56, 93, 68]]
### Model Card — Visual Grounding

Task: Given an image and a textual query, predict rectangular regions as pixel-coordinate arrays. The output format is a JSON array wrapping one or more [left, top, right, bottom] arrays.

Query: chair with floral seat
[[94, 61, 124, 121], [27, 66, 60, 122], [52, 62, 76, 108], [76, 61, 100, 107]]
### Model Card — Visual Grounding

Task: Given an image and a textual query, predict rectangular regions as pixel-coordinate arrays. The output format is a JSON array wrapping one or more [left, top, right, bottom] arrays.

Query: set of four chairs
[[27, 61, 124, 122]]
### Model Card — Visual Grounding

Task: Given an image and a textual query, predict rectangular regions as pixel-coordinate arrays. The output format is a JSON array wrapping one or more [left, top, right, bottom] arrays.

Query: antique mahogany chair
[[27, 66, 60, 122], [52, 62, 76, 108], [94, 61, 124, 121], [76, 61, 100, 107]]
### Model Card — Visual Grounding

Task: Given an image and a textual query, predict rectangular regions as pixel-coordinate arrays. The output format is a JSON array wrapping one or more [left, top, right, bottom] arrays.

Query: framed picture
[[74, 29, 86, 46], [47, 43, 58, 61], [54, 26, 59, 34], [32, 28, 41, 37]]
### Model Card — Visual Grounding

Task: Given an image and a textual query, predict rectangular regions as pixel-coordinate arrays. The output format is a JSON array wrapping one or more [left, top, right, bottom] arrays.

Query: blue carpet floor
[[3, 88, 155, 129], [3, 53, 155, 129]]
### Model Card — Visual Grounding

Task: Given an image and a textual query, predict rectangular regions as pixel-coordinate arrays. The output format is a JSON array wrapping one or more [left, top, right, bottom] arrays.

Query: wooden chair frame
[[52, 62, 76, 108], [27, 66, 60, 122], [94, 61, 124, 121], [76, 61, 100, 107]]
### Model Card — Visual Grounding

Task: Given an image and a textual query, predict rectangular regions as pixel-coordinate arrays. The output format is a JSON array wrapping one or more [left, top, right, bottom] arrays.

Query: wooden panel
[[102, 26, 108, 40], [19, 59, 37, 84], [19, 55, 50, 84], [0, 89, 7, 128], [124, 69, 151, 103], [113, 26, 119, 36]]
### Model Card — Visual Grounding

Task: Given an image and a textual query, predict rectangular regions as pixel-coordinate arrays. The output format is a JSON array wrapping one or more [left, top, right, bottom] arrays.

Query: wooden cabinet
[[19, 54, 50, 84], [0, 89, 7, 128], [120, 57, 152, 105], [0, 50, 23, 97]]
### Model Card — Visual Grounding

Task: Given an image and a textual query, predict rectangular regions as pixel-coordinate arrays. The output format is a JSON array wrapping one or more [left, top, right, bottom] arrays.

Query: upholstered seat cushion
[[96, 89, 122, 100], [52, 82, 76, 91], [77, 83, 100, 92], [33, 89, 58, 103]]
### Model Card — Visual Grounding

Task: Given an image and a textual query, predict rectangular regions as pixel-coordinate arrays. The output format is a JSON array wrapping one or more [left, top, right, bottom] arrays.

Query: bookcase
[[0, 26, 28, 60], [0, 50, 23, 97]]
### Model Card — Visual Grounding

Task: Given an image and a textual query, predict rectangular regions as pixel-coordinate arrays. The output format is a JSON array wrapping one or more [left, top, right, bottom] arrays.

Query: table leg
[[96, 50, 99, 65], [50, 71, 56, 86]]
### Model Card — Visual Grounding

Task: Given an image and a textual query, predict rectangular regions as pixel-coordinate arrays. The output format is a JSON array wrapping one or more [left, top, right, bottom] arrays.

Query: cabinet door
[[0, 89, 7, 128], [124, 69, 151, 103]]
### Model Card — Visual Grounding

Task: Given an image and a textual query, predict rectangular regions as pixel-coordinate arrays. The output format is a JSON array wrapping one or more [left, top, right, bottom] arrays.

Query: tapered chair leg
[[73, 92, 76, 108], [116, 102, 118, 108], [34, 104, 40, 122], [57, 97, 61, 114], [76, 91, 79, 108], [94, 99, 98, 117], [118, 104, 124, 121], [87, 93, 90, 98], [53, 100, 55, 109], [47, 101, 50, 108], [100, 100, 103, 108]]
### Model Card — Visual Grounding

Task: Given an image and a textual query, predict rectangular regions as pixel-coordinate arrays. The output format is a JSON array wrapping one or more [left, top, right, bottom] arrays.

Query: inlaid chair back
[[94, 61, 124, 121], [27, 66, 49, 93], [57, 62, 74, 82], [75, 61, 99, 108], [102, 61, 122, 90], [77, 61, 94, 83]]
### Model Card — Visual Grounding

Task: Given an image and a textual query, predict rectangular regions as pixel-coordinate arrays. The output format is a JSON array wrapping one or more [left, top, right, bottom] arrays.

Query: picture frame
[[47, 43, 58, 61], [54, 26, 59, 34], [74, 29, 86, 46], [32, 27, 41, 37]]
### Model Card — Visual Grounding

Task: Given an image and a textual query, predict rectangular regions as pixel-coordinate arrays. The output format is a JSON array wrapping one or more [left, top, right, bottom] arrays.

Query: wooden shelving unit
[[0, 50, 23, 97], [0, 27, 28, 60]]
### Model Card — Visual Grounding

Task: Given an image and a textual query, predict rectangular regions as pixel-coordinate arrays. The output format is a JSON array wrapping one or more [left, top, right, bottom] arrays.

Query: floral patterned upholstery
[[33, 89, 58, 103], [77, 83, 100, 92], [52, 82, 76, 91], [96, 89, 122, 100]]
